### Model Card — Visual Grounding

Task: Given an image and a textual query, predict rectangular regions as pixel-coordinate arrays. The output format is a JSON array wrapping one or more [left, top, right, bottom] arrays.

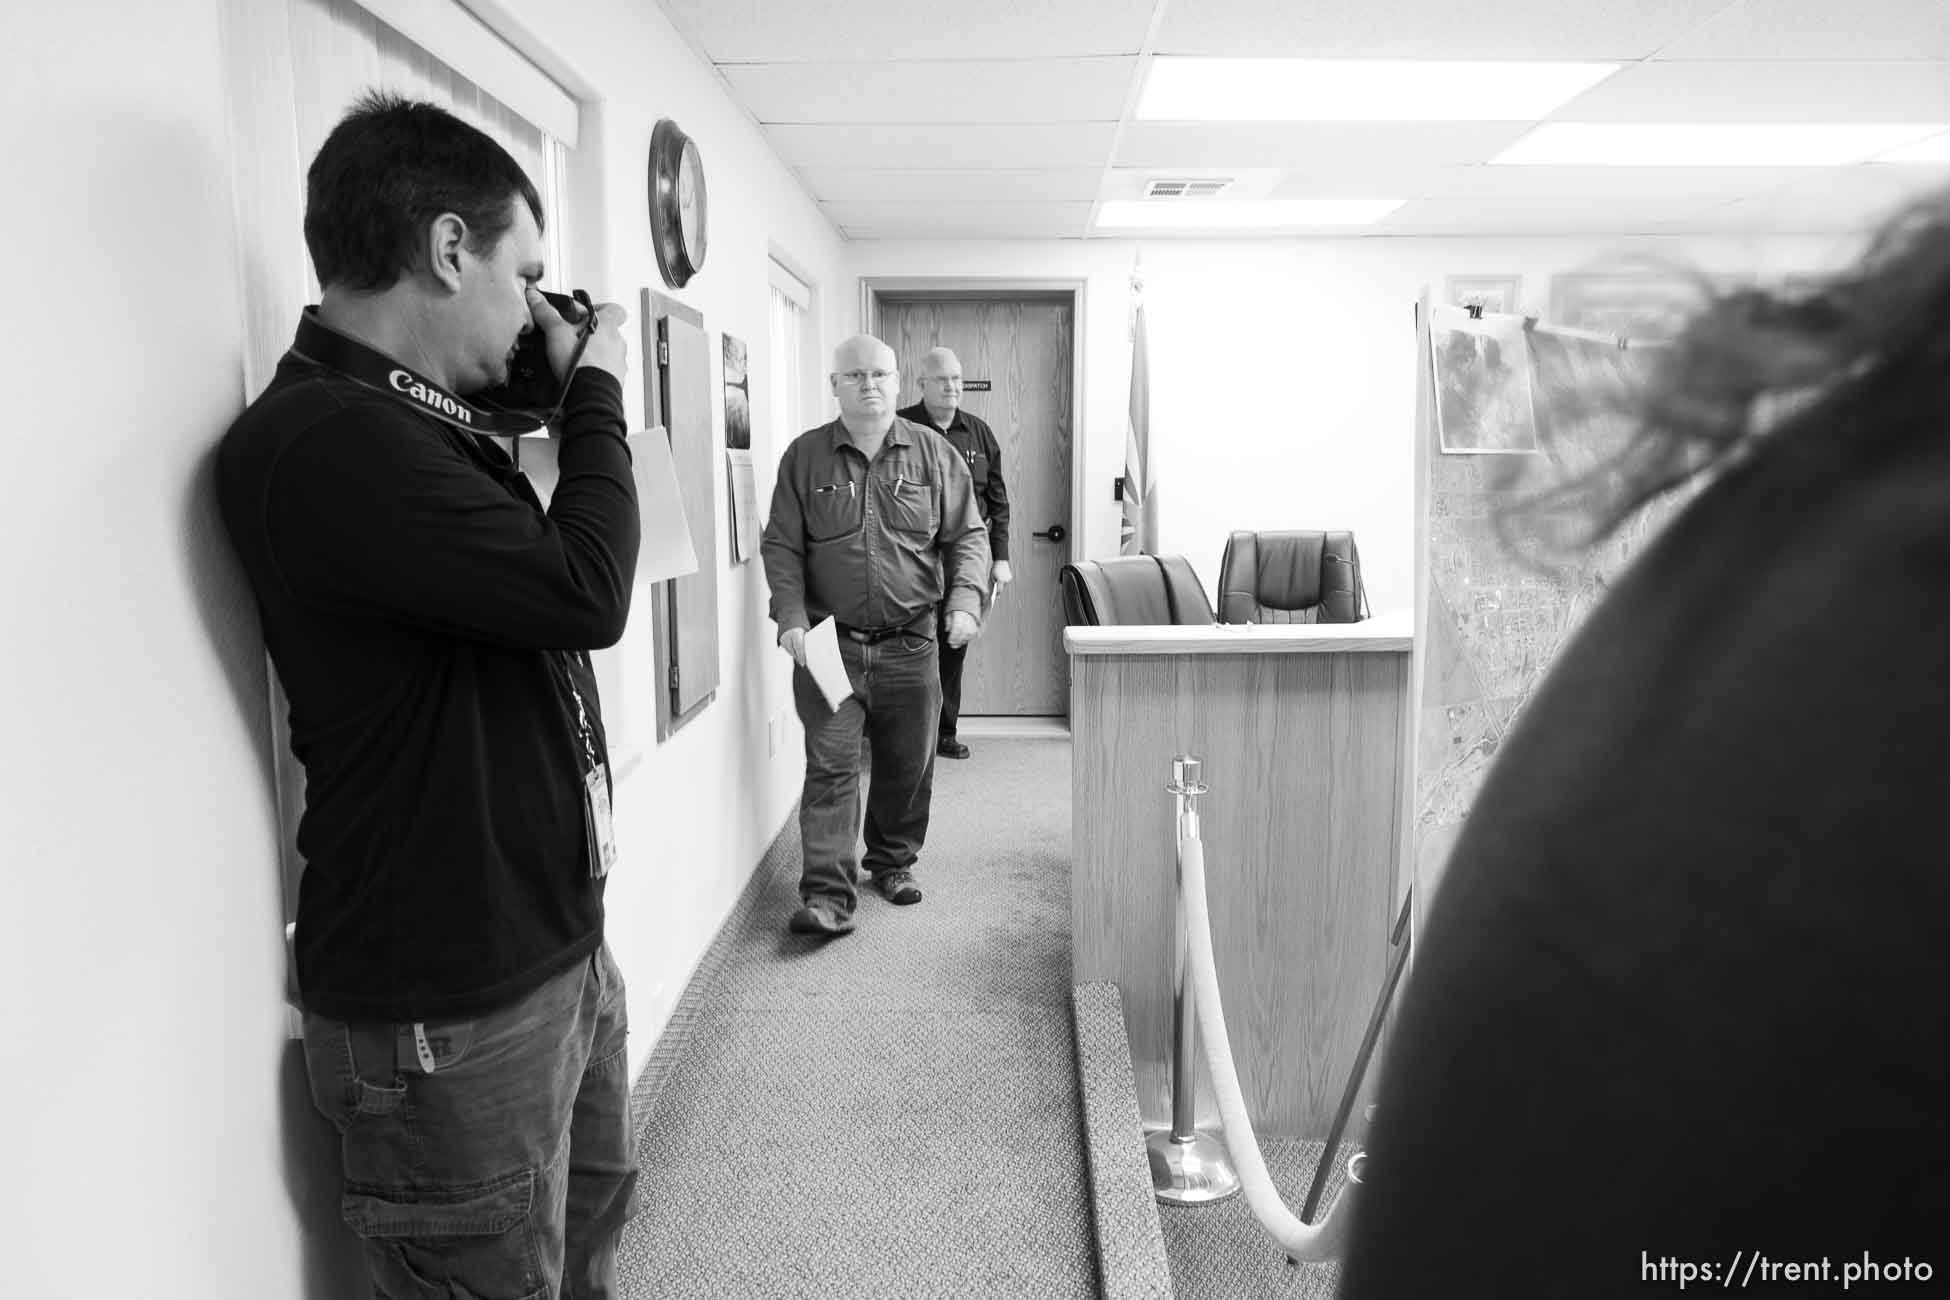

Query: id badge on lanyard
[[561, 654, 617, 878]]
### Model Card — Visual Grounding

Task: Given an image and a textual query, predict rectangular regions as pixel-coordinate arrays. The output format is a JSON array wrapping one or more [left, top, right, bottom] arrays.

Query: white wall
[[0, 2, 313, 1295], [489, 0, 850, 1084], [849, 230, 1861, 615]]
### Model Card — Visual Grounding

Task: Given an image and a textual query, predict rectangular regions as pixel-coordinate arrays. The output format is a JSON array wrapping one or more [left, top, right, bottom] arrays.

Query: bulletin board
[[642, 288, 721, 740], [1409, 294, 1691, 916]]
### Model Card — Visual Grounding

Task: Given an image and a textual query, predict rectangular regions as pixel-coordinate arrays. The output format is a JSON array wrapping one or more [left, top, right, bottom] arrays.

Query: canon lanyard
[[286, 308, 589, 437], [555, 651, 617, 878]]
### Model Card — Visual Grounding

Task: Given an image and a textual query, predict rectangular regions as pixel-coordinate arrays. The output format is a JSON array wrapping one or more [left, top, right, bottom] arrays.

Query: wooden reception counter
[[1066, 614, 1412, 1138]]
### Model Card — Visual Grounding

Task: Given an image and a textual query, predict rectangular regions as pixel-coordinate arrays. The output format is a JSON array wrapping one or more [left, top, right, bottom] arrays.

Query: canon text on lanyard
[[286, 294, 597, 438]]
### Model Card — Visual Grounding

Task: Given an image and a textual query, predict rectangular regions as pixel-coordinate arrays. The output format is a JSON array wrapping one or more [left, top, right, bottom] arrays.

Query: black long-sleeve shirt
[[762, 417, 988, 635], [897, 401, 1010, 561], [216, 311, 639, 1022]]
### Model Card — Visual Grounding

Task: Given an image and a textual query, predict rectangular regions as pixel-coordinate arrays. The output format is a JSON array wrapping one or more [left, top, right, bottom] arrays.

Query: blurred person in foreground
[[1342, 188, 1950, 1296]]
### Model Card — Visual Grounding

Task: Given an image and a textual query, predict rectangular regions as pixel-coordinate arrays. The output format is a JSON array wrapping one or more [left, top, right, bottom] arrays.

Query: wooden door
[[879, 297, 1074, 716]]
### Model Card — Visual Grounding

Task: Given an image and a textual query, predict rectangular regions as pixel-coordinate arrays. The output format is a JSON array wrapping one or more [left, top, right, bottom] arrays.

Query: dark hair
[[304, 91, 544, 292], [1515, 183, 1950, 549]]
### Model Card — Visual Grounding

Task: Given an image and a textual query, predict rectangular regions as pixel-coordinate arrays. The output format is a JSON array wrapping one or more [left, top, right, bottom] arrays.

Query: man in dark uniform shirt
[[897, 347, 1011, 759], [762, 334, 990, 935], [216, 94, 641, 1297]]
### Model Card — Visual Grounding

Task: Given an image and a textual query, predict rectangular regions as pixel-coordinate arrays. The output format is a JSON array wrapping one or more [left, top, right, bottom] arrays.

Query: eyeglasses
[[922, 376, 963, 386], [837, 369, 896, 386]]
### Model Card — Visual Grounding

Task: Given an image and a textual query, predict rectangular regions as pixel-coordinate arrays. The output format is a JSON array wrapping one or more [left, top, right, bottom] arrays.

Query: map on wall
[[1414, 320, 1694, 896]]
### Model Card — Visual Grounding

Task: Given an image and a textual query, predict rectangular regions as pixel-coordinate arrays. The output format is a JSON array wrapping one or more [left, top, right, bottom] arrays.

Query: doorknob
[[1032, 523, 1067, 544]]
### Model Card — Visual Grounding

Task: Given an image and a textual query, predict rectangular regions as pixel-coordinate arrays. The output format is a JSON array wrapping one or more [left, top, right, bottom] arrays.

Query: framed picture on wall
[[722, 332, 751, 450], [1548, 271, 1715, 343], [1430, 304, 1539, 455], [1445, 275, 1523, 315]]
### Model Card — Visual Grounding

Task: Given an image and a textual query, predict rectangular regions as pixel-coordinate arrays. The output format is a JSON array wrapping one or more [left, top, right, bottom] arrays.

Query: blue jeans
[[300, 945, 639, 1299], [792, 629, 941, 913]]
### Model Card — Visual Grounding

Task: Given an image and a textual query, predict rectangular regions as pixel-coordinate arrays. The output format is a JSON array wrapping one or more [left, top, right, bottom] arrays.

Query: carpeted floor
[[616, 737, 1098, 1299], [1157, 1139, 1351, 1300]]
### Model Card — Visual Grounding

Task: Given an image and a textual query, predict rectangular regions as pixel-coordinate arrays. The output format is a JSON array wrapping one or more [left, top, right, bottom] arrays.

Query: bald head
[[829, 333, 898, 432], [832, 333, 895, 375], [917, 346, 964, 425]]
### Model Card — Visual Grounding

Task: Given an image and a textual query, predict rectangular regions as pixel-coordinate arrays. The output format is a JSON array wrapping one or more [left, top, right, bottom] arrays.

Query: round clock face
[[676, 137, 707, 268], [649, 119, 707, 288]]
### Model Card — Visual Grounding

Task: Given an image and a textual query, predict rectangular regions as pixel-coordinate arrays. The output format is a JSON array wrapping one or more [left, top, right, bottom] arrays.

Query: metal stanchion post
[[1147, 755, 1241, 1205]]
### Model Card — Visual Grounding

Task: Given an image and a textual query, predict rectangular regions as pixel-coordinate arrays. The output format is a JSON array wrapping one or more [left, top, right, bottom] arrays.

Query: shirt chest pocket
[[968, 452, 990, 488], [806, 482, 862, 542], [884, 477, 937, 536]]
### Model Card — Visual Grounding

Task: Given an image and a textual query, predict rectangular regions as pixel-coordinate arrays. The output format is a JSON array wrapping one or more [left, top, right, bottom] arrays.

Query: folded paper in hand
[[803, 618, 852, 712]]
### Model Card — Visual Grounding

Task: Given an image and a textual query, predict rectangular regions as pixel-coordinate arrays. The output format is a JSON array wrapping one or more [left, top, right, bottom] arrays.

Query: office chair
[[1058, 555, 1215, 626], [1216, 530, 1367, 624]]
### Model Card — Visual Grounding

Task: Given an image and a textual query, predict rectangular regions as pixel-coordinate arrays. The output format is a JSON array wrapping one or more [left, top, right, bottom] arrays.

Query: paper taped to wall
[[634, 425, 699, 583]]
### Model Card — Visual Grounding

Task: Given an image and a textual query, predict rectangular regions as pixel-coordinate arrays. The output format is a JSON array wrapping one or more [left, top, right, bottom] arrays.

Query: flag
[[1121, 278, 1156, 555]]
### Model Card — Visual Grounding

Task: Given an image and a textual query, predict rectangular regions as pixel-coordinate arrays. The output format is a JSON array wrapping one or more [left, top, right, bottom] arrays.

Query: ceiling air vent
[[1143, 177, 1233, 199]]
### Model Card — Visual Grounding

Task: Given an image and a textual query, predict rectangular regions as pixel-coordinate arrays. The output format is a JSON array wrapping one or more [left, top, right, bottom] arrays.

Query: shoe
[[937, 738, 970, 759], [875, 870, 924, 905], [788, 900, 855, 936]]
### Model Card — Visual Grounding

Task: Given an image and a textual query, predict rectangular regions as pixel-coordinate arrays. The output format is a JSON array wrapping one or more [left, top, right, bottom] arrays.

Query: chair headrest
[[1059, 555, 1215, 626], [1218, 530, 1364, 624]]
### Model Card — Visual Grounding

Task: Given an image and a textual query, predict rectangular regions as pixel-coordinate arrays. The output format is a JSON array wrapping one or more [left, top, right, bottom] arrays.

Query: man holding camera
[[217, 94, 641, 1298]]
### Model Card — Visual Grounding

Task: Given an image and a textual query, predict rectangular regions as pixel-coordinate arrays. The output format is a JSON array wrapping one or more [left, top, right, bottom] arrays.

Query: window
[[289, 0, 575, 299], [767, 257, 815, 445]]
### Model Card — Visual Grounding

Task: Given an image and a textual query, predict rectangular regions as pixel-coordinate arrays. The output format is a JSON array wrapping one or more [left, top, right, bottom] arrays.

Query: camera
[[477, 288, 596, 419]]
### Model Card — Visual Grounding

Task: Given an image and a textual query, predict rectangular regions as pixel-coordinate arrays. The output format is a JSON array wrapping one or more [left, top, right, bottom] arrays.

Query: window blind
[[289, 0, 572, 294]]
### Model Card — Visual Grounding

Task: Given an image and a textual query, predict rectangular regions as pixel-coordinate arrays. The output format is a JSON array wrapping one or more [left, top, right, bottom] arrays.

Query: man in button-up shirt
[[762, 333, 989, 936], [898, 346, 1012, 761]]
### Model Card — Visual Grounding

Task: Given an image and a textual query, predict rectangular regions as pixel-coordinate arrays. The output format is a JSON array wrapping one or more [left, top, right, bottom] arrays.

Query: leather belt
[[836, 619, 929, 645]]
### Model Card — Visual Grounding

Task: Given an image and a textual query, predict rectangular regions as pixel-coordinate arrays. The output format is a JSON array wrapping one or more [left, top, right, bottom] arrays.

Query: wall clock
[[648, 118, 708, 289]]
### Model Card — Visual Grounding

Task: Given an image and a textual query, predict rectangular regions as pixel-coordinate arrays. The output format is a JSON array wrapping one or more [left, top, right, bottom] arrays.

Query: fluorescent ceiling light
[[1494, 123, 1950, 166], [1875, 130, 1950, 163], [1095, 199, 1404, 229], [1137, 57, 1618, 122]]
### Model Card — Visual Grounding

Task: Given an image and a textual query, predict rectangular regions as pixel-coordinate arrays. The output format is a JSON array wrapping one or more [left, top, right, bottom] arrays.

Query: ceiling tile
[[1116, 122, 1531, 170], [1374, 164, 1811, 201], [1373, 195, 1725, 235], [659, 0, 1158, 62], [799, 167, 1105, 201], [1728, 166, 1950, 223], [1555, 61, 1950, 122], [1678, 192, 1915, 233], [825, 201, 1095, 238], [721, 58, 1132, 124], [768, 122, 1118, 169], [1151, 0, 1725, 59], [689, 0, 1950, 243], [1657, 0, 1950, 60]]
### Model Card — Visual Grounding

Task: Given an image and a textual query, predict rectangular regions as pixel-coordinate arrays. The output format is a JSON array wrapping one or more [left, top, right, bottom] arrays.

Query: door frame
[[860, 276, 1087, 631]]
